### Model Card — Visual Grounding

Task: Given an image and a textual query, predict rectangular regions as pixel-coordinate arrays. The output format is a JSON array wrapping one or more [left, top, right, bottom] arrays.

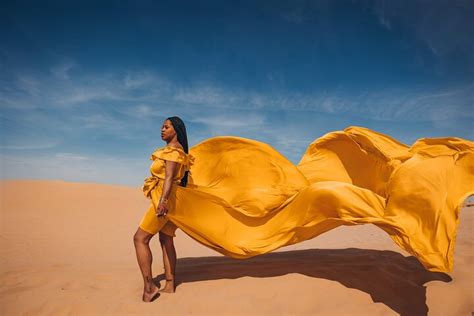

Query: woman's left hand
[[156, 202, 168, 217]]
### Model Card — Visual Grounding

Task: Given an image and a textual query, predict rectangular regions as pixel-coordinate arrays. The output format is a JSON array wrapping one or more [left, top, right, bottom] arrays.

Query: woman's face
[[161, 119, 176, 142]]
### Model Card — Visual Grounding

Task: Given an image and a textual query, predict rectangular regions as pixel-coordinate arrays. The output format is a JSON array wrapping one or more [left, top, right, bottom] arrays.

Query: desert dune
[[0, 180, 472, 315]]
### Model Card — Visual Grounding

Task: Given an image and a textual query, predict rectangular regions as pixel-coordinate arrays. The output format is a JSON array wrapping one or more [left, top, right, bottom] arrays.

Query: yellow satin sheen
[[142, 146, 195, 197], [141, 126, 473, 273], [139, 146, 195, 235]]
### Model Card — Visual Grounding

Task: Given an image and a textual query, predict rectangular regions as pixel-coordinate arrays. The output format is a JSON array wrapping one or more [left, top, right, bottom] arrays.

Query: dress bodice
[[142, 145, 195, 198], [149, 146, 195, 181]]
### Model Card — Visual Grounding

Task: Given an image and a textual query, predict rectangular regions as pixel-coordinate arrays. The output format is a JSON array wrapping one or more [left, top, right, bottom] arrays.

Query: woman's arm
[[156, 160, 178, 216]]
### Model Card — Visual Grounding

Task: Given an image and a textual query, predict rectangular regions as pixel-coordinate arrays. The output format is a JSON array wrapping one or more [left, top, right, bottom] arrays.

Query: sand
[[0, 179, 472, 315]]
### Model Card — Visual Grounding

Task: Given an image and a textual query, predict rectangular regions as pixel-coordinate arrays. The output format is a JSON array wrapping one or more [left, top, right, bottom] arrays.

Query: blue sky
[[1, 0, 473, 186]]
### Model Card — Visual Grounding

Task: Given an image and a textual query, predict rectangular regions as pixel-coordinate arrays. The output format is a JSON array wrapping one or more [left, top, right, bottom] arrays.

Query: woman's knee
[[134, 228, 152, 244]]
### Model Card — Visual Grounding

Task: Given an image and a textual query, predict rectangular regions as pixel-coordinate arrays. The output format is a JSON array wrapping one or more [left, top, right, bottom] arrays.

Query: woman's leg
[[159, 231, 176, 293], [133, 227, 160, 302]]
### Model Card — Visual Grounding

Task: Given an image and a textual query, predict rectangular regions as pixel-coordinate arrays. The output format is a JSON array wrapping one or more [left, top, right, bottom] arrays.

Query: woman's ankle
[[144, 276, 155, 287], [163, 274, 174, 282]]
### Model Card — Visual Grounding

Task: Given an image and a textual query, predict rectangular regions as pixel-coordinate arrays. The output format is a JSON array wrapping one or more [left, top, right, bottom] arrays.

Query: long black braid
[[167, 116, 190, 187]]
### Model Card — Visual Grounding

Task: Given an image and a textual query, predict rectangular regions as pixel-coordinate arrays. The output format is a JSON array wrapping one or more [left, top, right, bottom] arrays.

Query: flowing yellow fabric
[[141, 126, 474, 273]]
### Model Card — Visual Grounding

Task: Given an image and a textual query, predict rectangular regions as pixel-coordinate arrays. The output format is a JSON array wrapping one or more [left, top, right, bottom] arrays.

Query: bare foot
[[142, 282, 160, 302], [158, 279, 175, 293]]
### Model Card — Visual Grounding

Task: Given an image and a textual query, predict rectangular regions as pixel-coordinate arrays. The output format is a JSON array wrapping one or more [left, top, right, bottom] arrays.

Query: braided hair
[[167, 116, 190, 187]]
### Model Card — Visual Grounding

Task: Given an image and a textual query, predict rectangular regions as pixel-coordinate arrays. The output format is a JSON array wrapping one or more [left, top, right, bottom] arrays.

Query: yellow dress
[[139, 126, 474, 273], [139, 146, 195, 237]]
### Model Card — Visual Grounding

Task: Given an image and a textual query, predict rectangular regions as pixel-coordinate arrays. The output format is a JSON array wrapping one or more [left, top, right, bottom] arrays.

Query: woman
[[134, 121, 473, 301], [133, 116, 194, 302]]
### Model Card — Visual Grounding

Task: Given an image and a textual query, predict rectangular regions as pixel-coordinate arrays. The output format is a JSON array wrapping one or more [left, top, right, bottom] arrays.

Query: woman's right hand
[[156, 202, 168, 217]]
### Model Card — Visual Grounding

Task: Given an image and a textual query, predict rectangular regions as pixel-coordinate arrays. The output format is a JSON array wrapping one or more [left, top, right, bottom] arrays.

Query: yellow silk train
[[151, 126, 473, 273]]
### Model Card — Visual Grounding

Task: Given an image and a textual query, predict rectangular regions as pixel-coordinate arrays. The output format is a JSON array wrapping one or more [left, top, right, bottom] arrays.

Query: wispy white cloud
[[0, 152, 148, 186], [50, 58, 76, 80], [171, 82, 474, 126], [54, 152, 89, 160], [372, 0, 474, 69], [122, 71, 170, 91], [2, 62, 472, 153], [8, 74, 43, 109], [174, 84, 255, 109], [281, 6, 307, 24], [127, 104, 156, 118], [189, 112, 266, 128], [1, 60, 472, 186], [3, 60, 472, 124], [0, 141, 60, 150]]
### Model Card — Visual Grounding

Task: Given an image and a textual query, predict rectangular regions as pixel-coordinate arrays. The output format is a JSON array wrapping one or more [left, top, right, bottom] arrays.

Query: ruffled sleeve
[[151, 146, 196, 172], [186, 154, 196, 172]]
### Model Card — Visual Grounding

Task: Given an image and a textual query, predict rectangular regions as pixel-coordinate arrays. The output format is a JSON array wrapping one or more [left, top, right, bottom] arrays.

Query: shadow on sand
[[155, 248, 451, 316]]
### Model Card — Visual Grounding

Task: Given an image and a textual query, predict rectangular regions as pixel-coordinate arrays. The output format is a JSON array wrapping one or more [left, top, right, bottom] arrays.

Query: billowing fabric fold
[[147, 126, 473, 273]]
